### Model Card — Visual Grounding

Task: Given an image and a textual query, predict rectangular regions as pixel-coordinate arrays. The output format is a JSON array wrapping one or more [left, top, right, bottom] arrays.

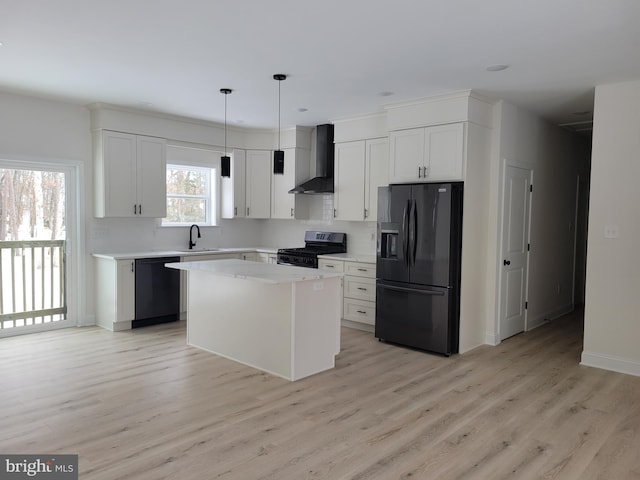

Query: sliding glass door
[[0, 165, 75, 335]]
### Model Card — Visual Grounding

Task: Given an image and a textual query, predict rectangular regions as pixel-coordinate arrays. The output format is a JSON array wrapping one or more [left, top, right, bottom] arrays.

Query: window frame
[[162, 145, 221, 227]]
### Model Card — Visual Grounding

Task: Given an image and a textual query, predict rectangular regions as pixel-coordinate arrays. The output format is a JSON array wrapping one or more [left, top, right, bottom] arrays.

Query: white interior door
[[499, 164, 532, 340]]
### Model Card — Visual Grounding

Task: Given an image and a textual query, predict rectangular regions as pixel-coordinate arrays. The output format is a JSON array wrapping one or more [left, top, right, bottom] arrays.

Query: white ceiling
[[1, 0, 639, 130]]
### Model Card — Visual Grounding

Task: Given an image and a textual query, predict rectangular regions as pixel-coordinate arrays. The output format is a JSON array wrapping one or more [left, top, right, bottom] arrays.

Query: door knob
[[503, 259, 511, 266]]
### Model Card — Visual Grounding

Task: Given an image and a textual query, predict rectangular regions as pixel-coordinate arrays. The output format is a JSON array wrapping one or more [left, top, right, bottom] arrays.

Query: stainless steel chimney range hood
[[289, 124, 334, 194]]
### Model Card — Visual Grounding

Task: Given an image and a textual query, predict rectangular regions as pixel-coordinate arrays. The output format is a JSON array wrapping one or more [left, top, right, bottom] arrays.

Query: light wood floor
[[2, 311, 639, 480]]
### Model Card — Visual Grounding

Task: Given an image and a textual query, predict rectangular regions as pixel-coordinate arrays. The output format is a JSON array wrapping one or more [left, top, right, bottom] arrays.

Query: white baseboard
[[581, 351, 640, 377], [77, 314, 96, 327], [484, 331, 500, 346], [527, 303, 574, 331]]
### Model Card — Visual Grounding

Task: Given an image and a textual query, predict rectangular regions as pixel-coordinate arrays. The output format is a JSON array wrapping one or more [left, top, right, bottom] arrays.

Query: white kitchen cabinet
[[245, 150, 271, 219], [221, 149, 246, 219], [318, 258, 345, 320], [364, 138, 389, 221], [94, 130, 167, 218], [115, 260, 135, 323], [95, 257, 135, 331], [271, 147, 311, 219], [257, 252, 277, 264], [318, 258, 345, 273], [334, 138, 389, 221], [342, 261, 376, 328], [389, 123, 464, 183], [334, 141, 365, 221]]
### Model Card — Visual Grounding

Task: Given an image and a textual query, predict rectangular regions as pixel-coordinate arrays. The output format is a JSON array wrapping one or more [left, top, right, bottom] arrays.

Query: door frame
[[495, 158, 534, 343], [0, 156, 84, 336]]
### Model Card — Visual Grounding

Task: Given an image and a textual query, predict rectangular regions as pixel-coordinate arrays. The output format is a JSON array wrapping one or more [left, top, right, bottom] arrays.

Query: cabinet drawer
[[343, 298, 375, 325], [344, 276, 375, 302], [318, 259, 344, 272], [344, 261, 376, 278]]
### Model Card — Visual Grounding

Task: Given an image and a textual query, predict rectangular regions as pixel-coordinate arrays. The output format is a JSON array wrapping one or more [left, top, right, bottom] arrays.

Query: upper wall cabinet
[[221, 149, 246, 219], [245, 149, 271, 219], [389, 123, 464, 183], [94, 130, 167, 218], [364, 138, 390, 221], [334, 137, 389, 221], [271, 147, 310, 220]]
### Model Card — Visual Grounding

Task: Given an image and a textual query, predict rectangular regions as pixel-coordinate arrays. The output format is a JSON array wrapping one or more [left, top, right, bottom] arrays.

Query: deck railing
[[0, 240, 67, 329]]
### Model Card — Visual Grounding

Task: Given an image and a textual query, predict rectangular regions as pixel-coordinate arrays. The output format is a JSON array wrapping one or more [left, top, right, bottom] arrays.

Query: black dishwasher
[[133, 257, 180, 328]]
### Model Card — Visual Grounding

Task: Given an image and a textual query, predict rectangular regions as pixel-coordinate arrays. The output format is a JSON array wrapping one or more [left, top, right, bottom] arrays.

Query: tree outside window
[[164, 164, 215, 225]]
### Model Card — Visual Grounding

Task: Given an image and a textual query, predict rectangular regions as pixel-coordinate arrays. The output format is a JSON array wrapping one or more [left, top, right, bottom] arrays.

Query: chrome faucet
[[189, 224, 201, 249]]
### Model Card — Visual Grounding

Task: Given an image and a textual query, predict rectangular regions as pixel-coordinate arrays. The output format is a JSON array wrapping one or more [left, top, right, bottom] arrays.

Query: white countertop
[[319, 252, 376, 264], [92, 246, 278, 260], [166, 259, 343, 284]]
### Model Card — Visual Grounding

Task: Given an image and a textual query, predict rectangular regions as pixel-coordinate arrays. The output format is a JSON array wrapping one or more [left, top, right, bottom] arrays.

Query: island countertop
[[166, 259, 343, 285]]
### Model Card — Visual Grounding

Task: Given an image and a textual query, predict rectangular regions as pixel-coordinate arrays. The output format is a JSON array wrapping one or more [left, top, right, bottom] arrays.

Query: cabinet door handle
[[291, 208, 294, 217], [247, 207, 250, 216], [131, 262, 134, 272], [334, 208, 337, 218], [418, 166, 422, 178], [234, 207, 237, 216], [357, 268, 368, 272], [325, 264, 335, 268], [423, 166, 429, 177], [364, 208, 368, 218], [138, 204, 142, 215], [356, 310, 367, 315], [133, 204, 137, 215], [357, 287, 368, 291]]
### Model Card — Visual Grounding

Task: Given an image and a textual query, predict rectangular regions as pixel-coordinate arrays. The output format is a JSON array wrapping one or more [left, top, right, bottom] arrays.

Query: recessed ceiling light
[[379, 91, 394, 97], [297, 107, 308, 112], [486, 64, 509, 72]]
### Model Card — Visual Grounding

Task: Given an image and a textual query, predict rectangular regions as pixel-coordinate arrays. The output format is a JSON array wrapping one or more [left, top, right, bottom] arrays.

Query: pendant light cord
[[224, 92, 227, 154], [273, 74, 286, 151], [220, 88, 232, 156]]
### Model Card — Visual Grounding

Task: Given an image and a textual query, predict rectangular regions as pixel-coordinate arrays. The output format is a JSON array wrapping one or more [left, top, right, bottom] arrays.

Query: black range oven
[[277, 231, 347, 268]]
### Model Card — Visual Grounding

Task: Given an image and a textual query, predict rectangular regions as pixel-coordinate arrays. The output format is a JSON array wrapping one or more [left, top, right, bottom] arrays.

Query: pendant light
[[220, 88, 232, 178], [273, 74, 286, 174]]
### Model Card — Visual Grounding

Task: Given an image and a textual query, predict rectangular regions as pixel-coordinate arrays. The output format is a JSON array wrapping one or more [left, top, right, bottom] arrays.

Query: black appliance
[[376, 183, 463, 355], [133, 256, 181, 328], [288, 124, 335, 194], [277, 231, 347, 268]]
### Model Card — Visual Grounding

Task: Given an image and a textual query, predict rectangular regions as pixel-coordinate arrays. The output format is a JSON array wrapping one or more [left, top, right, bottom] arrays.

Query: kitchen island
[[166, 259, 343, 381]]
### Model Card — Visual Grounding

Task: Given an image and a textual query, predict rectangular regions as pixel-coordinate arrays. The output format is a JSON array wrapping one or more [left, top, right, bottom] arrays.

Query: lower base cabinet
[[95, 257, 135, 331], [318, 258, 376, 330], [257, 252, 278, 264]]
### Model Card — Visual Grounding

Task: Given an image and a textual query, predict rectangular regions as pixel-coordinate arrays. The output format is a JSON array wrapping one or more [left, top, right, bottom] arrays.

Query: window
[[162, 145, 220, 226]]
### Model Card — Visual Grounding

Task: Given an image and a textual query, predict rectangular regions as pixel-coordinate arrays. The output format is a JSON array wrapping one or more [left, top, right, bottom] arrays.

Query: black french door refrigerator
[[376, 182, 463, 355]]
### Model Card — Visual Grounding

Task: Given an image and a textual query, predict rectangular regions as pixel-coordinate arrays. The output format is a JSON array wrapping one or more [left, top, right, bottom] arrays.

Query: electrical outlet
[[604, 224, 619, 239]]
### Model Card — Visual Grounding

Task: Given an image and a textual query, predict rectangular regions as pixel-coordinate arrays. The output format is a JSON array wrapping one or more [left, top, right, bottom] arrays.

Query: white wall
[[0, 93, 377, 329], [491, 101, 587, 342], [582, 80, 640, 377], [0, 92, 93, 324]]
